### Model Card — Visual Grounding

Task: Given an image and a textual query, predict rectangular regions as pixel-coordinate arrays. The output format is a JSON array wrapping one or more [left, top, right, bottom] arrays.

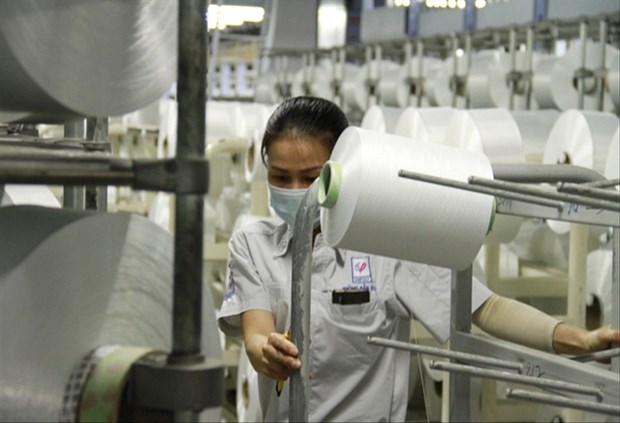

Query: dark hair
[[261, 96, 349, 165]]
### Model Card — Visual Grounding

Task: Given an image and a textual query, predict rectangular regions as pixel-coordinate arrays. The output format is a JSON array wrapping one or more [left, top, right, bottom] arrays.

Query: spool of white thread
[[254, 74, 281, 104], [291, 58, 335, 101], [0, 0, 177, 123], [244, 130, 267, 183], [360, 105, 404, 133], [206, 101, 247, 142], [0, 206, 222, 422], [467, 50, 542, 110], [1, 185, 60, 208], [393, 107, 456, 144], [443, 109, 525, 244], [426, 54, 468, 108], [607, 51, 620, 110], [378, 58, 441, 108], [533, 41, 618, 112], [604, 127, 619, 187], [318, 127, 494, 270], [341, 61, 400, 113], [510, 110, 560, 164], [543, 109, 619, 234]]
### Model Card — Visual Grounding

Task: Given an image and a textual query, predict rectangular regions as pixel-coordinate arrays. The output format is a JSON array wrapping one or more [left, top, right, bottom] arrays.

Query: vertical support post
[[597, 18, 608, 112], [170, 0, 207, 374], [290, 182, 320, 423], [464, 32, 472, 109], [525, 26, 534, 110], [612, 227, 619, 374], [86, 117, 109, 211], [449, 265, 473, 422], [63, 119, 86, 210], [567, 223, 588, 327], [508, 26, 517, 111], [484, 242, 501, 292], [416, 40, 425, 108], [451, 33, 459, 108], [577, 20, 588, 110]]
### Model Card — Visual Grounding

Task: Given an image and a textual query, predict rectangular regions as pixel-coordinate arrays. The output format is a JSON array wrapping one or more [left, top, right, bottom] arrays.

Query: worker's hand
[[259, 331, 301, 380], [582, 325, 620, 360]]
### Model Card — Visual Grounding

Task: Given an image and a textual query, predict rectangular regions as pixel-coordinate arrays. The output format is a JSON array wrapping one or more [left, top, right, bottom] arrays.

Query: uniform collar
[[272, 222, 343, 265]]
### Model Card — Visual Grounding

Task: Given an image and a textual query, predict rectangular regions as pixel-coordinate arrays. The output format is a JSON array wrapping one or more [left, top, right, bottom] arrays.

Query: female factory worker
[[217, 96, 620, 422]]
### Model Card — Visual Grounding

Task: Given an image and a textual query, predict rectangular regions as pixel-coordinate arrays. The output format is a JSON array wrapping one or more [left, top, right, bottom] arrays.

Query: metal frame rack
[[0, 1, 223, 420], [288, 163, 620, 422], [259, 10, 619, 116]]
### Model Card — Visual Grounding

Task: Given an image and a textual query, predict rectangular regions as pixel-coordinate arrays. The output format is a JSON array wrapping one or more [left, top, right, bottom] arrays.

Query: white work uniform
[[217, 219, 493, 422]]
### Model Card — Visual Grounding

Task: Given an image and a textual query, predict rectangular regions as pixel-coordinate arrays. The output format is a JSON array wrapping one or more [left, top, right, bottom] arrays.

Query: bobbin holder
[[393, 163, 620, 422]]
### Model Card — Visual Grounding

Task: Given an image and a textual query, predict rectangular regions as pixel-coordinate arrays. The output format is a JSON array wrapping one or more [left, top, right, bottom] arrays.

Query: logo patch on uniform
[[223, 271, 235, 301], [351, 256, 372, 284]]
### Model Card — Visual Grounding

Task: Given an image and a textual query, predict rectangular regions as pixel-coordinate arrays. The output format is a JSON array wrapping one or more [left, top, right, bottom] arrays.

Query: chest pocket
[[307, 291, 396, 420]]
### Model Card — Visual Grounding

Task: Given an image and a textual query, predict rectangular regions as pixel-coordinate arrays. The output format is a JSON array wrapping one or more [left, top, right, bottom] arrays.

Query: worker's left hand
[[582, 324, 620, 354]]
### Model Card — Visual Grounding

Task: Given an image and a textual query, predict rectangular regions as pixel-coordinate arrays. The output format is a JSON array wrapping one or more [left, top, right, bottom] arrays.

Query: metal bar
[[577, 20, 588, 109], [170, 0, 207, 368], [449, 266, 473, 422], [558, 182, 620, 201], [570, 348, 620, 363], [506, 389, 620, 416], [453, 332, 620, 404], [63, 120, 86, 210], [86, 117, 109, 211], [613, 227, 620, 374], [289, 181, 320, 423], [430, 361, 603, 398], [491, 164, 604, 184], [398, 169, 564, 209], [597, 18, 608, 112], [469, 175, 620, 212], [583, 178, 620, 188], [494, 196, 619, 227], [367, 336, 524, 372]]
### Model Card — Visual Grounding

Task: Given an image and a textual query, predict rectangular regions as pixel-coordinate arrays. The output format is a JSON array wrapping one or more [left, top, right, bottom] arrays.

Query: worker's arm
[[241, 309, 301, 380], [473, 294, 620, 354]]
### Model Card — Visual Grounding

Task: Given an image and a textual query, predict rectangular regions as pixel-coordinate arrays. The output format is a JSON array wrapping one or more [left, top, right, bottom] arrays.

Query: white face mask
[[268, 183, 320, 228]]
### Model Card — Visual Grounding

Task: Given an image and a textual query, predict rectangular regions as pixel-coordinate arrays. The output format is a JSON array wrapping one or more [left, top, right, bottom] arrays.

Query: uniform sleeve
[[391, 260, 493, 344], [216, 230, 273, 337]]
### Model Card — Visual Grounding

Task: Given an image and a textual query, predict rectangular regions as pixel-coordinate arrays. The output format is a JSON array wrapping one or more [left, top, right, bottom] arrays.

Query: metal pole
[[398, 169, 564, 209], [431, 361, 603, 398], [558, 182, 620, 201], [367, 336, 524, 372], [170, 0, 207, 372], [613, 227, 620, 374], [577, 20, 588, 110], [506, 389, 620, 416], [448, 266, 473, 422], [492, 163, 604, 184], [597, 18, 608, 112], [289, 181, 320, 422], [63, 119, 86, 210], [86, 117, 109, 211], [508, 26, 517, 110], [468, 175, 620, 211], [416, 40, 424, 108]]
